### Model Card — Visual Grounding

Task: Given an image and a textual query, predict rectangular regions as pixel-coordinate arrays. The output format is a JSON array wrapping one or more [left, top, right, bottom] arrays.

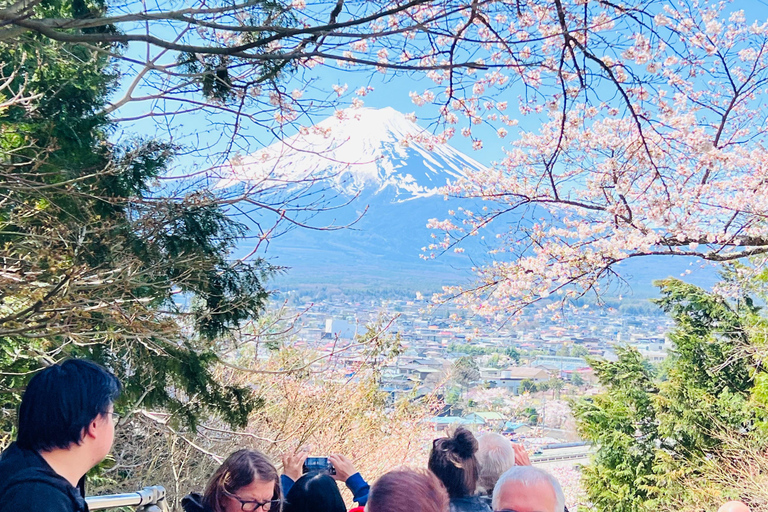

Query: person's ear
[[83, 416, 101, 440]]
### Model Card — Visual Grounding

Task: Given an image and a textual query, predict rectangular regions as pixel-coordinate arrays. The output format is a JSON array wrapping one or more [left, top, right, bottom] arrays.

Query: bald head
[[718, 502, 751, 512], [492, 466, 565, 512]]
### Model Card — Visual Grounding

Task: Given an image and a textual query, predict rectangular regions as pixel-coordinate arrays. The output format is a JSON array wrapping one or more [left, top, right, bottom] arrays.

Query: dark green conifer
[[0, 0, 271, 436]]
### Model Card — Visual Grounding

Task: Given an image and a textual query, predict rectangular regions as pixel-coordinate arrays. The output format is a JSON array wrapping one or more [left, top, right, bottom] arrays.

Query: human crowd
[[181, 426, 565, 512], [0, 359, 755, 512]]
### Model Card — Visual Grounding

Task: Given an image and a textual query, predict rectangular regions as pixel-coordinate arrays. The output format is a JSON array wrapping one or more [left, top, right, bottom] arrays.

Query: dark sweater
[[181, 493, 209, 512], [0, 442, 88, 512], [449, 496, 492, 512]]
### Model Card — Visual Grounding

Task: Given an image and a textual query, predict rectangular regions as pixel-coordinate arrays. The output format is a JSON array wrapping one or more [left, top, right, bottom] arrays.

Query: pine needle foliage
[[573, 278, 765, 512], [0, 0, 273, 439]]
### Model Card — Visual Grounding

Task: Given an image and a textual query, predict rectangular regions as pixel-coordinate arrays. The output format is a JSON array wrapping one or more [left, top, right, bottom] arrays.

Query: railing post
[[85, 485, 168, 511]]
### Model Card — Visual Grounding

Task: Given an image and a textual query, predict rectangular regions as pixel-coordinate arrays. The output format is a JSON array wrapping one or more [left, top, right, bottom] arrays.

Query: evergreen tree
[[0, 0, 271, 436], [574, 279, 765, 512], [573, 348, 662, 512], [653, 279, 756, 463], [520, 379, 537, 393], [452, 356, 481, 388]]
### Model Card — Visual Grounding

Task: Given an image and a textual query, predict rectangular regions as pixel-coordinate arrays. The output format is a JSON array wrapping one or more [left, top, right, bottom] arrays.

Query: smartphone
[[302, 456, 336, 475]]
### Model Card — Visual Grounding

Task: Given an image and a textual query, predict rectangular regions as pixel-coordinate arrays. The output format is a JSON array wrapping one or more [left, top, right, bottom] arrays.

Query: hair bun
[[450, 427, 478, 459]]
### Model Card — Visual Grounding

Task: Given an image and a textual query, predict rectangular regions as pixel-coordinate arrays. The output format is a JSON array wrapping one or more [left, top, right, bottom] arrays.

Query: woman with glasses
[[428, 427, 491, 512], [182, 449, 282, 512]]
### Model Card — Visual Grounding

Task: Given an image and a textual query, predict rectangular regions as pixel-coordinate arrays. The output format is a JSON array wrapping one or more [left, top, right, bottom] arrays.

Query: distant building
[[427, 416, 470, 431], [323, 318, 357, 340], [485, 366, 550, 394], [463, 411, 506, 430], [502, 422, 534, 437], [562, 367, 597, 384], [531, 356, 588, 373], [479, 367, 502, 380], [631, 336, 670, 356], [640, 351, 667, 363], [501, 367, 551, 380]]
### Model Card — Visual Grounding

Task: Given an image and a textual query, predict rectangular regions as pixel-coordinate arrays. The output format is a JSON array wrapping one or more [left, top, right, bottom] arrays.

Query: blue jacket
[[281, 473, 370, 506]]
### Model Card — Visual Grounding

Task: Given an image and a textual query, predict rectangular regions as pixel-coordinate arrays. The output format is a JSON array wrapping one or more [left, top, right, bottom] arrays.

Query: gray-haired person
[[491, 466, 566, 512], [476, 433, 533, 502]]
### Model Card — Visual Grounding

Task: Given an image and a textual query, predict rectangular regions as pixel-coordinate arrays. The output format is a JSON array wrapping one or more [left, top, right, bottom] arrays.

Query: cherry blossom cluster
[[394, 0, 768, 316], [93, 0, 768, 317]]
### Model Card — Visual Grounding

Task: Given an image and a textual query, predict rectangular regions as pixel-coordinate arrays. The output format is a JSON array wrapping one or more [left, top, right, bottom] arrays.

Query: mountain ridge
[[224, 107, 718, 298], [228, 107, 485, 200]]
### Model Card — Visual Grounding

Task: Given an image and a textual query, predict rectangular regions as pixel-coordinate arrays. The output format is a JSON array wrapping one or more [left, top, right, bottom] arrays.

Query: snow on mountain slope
[[226, 107, 487, 200], [221, 107, 716, 296]]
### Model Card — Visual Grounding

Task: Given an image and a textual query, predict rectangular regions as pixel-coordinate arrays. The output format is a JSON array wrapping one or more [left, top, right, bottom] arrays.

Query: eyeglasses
[[110, 412, 121, 426], [223, 490, 280, 511]]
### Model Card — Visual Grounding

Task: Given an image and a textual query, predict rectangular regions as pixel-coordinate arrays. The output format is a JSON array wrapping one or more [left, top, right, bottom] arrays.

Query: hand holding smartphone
[[302, 456, 336, 475]]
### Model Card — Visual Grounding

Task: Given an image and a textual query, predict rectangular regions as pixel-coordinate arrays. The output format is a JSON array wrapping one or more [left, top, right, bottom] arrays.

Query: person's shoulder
[[181, 492, 210, 512], [477, 494, 492, 507], [0, 444, 61, 488], [0, 443, 43, 473], [0, 475, 81, 512], [449, 496, 492, 512]]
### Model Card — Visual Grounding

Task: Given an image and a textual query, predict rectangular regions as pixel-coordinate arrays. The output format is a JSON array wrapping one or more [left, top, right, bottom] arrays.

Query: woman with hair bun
[[428, 427, 491, 512]]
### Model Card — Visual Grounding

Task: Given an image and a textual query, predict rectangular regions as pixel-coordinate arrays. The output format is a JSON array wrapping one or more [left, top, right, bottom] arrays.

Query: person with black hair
[[428, 427, 491, 512], [282, 471, 346, 512], [281, 451, 370, 507], [0, 359, 121, 512]]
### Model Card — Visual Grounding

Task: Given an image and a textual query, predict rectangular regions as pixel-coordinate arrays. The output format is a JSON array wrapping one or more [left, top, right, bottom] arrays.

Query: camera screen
[[303, 456, 336, 475]]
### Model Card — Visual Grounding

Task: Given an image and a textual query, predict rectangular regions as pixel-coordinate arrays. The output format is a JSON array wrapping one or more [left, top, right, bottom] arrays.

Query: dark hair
[[368, 468, 449, 512], [17, 359, 121, 451], [283, 471, 345, 512], [428, 427, 480, 499], [204, 449, 281, 512]]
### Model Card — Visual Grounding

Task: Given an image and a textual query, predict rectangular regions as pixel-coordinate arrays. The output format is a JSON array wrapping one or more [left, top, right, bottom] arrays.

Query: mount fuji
[[226, 106, 486, 294], [226, 107, 717, 298], [228, 106, 484, 200]]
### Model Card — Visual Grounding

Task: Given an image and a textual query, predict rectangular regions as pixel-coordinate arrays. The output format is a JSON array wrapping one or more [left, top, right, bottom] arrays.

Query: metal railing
[[86, 485, 169, 511], [531, 451, 591, 463]]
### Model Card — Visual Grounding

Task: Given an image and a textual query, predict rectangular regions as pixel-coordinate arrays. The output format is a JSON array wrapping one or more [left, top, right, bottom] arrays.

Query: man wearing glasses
[[0, 359, 121, 512], [491, 466, 566, 512]]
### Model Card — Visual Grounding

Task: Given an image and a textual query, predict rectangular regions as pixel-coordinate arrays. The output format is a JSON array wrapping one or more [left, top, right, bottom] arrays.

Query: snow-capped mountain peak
[[225, 107, 487, 200]]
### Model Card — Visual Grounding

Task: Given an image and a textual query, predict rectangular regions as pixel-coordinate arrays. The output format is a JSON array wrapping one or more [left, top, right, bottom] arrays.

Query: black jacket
[[0, 442, 88, 512], [449, 496, 492, 512], [182, 493, 210, 512]]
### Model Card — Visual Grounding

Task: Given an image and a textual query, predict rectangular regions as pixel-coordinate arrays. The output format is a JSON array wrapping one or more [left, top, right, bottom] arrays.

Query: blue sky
[[108, 0, 768, 174], [98, 0, 768, 297]]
